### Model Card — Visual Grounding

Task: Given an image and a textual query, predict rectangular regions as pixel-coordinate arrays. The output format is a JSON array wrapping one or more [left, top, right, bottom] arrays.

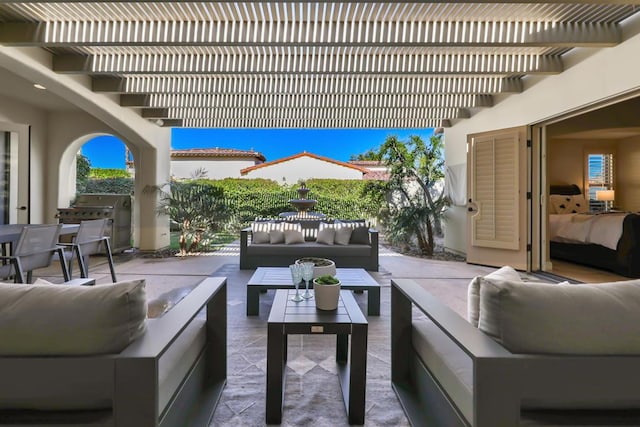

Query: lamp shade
[[596, 190, 615, 202]]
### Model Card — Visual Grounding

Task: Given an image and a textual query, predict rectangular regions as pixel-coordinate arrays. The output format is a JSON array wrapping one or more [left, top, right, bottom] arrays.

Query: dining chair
[[0, 224, 70, 283], [59, 218, 117, 282]]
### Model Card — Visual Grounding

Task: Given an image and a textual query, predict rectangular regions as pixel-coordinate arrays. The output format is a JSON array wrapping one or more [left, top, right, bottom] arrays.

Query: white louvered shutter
[[470, 132, 519, 250]]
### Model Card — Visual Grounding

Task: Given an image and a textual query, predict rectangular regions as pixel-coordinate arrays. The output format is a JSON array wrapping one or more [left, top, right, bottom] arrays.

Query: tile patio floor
[[39, 242, 496, 317]]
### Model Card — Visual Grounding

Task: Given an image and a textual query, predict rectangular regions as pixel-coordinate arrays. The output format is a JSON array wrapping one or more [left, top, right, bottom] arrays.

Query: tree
[[349, 148, 382, 161], [76, 154, 91, 193], [376, 134, 447, 256], [145, 179, 228, 255]]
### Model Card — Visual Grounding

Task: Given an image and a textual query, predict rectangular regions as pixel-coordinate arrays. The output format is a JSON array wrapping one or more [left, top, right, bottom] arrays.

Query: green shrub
[[89, 168, 131, 179], [314, 275, 340, 285], [82, 177, 134, 194]]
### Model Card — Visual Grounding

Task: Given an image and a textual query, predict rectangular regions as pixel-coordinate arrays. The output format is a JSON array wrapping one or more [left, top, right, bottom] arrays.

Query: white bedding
[[549, 213, 626, 250]]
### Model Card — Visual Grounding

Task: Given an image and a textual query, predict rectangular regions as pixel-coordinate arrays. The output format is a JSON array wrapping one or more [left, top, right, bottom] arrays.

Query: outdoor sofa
[[0, 276, 227, 427], [392, 268, 640, 426], [240, 218, 378, 271]]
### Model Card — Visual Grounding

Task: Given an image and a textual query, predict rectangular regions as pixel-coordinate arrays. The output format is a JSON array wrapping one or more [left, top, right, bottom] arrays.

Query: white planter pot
[[313, 280, 341, 310], [296, 258, 336, 279]]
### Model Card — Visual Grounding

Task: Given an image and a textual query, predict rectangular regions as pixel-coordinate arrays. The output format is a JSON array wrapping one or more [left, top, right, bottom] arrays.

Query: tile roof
[[349, 160, 384, 167], [171, 148, 265, 162], [363, 171, 391, 181]]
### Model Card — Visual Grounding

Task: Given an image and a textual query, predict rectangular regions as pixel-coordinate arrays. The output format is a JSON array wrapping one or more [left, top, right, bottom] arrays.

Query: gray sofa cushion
[[247, 242, 372, 257], [412, 318, 473, 423], [0, 280, 147, 356], [478, 277, 640, 355], [349, 226, 370, 245]]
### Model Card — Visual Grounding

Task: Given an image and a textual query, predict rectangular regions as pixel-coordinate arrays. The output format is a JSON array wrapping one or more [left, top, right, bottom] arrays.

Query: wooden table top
[[268, 289, 367, 326]]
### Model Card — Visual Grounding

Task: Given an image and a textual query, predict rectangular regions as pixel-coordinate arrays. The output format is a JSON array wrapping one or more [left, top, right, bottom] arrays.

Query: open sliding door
[[466, 126, 530, 270]]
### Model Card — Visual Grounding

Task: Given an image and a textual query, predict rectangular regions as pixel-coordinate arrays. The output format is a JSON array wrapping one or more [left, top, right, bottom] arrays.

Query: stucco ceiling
[[0, 1, 639, 128], [0, 66, 78, 112]]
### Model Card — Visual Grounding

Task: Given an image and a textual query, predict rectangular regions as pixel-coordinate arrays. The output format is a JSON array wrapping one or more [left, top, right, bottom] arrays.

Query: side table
[[266, 289, 368, 425]]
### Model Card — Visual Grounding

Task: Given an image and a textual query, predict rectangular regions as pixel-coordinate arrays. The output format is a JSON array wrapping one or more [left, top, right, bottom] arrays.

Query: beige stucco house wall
[[241, 152, 367, 184], [171, 148, 265, 179], [443, 14, 640, 258]]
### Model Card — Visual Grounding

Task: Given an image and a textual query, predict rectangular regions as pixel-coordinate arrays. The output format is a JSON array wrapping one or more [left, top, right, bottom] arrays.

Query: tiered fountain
[[279, 182, 326, 219]]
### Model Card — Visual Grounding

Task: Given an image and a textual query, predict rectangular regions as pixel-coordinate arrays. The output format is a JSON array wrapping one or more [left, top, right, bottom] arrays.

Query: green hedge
[[89, 168, 132, 179], [83, 177, 385, 231], [81, 177, 134, 195]]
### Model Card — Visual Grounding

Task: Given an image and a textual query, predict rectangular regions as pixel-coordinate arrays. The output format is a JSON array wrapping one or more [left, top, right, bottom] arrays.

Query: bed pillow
[[467, 266, 521, 327], [550, 194, 588, 214], [478, 278, 640, 355], [0, 279, 147, 356]]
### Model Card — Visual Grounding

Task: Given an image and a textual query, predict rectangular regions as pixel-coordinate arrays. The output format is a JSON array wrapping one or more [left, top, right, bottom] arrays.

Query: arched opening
[[59, 133, 138, 249]]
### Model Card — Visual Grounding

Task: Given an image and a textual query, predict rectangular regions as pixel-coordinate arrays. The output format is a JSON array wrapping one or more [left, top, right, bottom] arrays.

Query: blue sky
[[81, 128, 434, 169]]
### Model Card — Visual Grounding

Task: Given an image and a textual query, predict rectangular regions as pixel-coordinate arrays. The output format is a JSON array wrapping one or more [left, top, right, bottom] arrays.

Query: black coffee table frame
[[247, 267, 380, 316], [266, 289, 368, 425]]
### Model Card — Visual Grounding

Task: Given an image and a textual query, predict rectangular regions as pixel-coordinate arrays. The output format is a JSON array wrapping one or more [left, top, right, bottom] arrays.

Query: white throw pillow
[[316, 227, 335, 245], [467, 266, 521, 327], [251, 230, 270, 244], [0, 279, 147, 356], [478, 278, 640, 355], [334, 226, 353, 245], [269, 229, 285, 244], [284, 229, 305, 244]]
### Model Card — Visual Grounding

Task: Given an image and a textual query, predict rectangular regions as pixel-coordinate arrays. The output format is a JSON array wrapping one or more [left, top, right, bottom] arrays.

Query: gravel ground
[[379, 233, 466, 262]]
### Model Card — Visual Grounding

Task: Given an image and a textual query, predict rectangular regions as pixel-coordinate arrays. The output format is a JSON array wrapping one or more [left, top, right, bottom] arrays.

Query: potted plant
[[313, 274, 341, 310], [295, 257, 336, 278]]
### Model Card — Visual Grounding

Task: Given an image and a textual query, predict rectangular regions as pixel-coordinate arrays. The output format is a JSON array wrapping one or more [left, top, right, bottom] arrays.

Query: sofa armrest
[[115, 277, 227, 425], [392, 278, 640, 426], [391, 278, 520, 425], [368, 228, 379, 263], [240, 228, 251, 269], [119, 277, 226, 358], [391, 278, 511, 363]]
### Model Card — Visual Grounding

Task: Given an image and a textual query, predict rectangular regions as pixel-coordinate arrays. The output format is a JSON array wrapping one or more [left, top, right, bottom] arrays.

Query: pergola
[[1, 1, 637, 130]]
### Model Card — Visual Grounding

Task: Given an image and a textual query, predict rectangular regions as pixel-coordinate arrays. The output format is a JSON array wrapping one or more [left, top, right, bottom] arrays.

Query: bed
[[549, 184, 640, 278]]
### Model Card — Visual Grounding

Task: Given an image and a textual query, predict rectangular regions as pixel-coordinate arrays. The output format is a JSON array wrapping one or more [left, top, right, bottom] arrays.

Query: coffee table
[[266, 289, 368, 425], [247, 267, 380, 316]]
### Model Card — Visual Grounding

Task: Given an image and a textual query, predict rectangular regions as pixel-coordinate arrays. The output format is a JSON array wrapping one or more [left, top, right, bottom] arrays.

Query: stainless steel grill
[[56, 194, 132, 252]]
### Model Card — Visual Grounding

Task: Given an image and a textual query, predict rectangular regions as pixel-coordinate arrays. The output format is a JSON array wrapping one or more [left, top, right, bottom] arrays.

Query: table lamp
[[596, 189, 615, 212]]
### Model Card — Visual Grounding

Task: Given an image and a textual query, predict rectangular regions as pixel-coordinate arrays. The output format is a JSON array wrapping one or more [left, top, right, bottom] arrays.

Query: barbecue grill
[[56, 194, 132, 252]]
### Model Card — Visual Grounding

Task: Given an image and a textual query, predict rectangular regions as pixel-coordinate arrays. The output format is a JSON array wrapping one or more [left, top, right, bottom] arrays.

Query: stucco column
[[133, 138, 171, 251]]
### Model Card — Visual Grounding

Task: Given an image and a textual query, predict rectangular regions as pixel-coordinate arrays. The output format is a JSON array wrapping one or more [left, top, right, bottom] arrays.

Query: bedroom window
[[587, 153, 614, 211]]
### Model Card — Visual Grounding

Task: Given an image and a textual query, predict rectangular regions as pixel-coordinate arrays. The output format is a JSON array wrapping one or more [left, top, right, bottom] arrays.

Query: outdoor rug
[[209, 263, 409, 426]]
